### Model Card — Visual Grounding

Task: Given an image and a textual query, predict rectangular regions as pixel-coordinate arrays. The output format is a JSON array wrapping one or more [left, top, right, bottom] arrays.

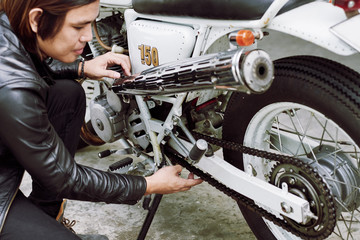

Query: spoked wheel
[[223, 56, 360, 239]]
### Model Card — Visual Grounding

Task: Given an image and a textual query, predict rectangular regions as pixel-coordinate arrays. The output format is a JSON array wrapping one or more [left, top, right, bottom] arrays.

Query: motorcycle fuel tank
[[100, 0, 132, 8], [126, 19, 197, 73]]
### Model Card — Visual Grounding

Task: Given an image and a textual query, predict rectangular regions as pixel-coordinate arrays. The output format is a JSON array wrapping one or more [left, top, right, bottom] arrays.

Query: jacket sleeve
[[0, 80, 147, 204], [45, 58, 81, 80]]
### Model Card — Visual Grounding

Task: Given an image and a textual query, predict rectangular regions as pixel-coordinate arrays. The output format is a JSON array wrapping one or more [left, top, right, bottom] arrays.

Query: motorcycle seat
[[133, 0, 314, 20]]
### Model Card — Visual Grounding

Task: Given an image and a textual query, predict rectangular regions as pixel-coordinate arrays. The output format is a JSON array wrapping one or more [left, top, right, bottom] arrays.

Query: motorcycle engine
[[90, 91, 151, 150], [90, 91, 128, 143]]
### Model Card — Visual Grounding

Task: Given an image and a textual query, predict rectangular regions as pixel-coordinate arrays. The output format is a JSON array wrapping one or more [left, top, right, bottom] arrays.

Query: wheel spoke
[[325, 177, 360, 192], [285, 109, 314, 158], [318, 118, 328, 147], [246, 104, 360, 239], [312, 113, 346, 151], [292, 109, 317, 160], [268, 133, 297, 156], [354, 146, 360, 170], [229, 55, 360, 240], [275, 116, 283, 152]]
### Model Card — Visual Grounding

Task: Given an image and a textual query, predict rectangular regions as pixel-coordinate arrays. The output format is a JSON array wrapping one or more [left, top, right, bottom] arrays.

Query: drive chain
[[165, 131, 336, 240]]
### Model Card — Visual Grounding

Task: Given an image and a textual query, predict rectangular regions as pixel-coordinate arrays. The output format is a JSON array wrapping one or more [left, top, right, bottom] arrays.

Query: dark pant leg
[[29, 79, 86, 218], [0, 191, 80, 240], [45, 79, 86, 157]]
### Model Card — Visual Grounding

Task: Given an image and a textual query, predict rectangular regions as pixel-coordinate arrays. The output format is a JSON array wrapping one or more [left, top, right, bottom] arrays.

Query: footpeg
[[98, 149, 117, 158], [108, 157, 133, 171]]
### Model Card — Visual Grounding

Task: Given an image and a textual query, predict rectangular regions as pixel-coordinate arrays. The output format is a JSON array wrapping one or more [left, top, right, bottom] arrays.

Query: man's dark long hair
[[0, 0, 97, 57]]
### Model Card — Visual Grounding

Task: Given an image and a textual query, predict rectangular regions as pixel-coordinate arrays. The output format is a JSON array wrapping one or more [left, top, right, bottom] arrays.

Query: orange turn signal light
[[235, 30, 255, 46]]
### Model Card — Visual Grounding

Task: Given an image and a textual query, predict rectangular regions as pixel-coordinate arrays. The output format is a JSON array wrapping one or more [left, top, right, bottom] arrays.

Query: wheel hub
[[270, 144, 360, 236], [270, 162, 333, 236], [310, 145, 360, 212]]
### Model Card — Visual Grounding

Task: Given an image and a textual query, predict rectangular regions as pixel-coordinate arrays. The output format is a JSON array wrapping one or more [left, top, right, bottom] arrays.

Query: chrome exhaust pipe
[[112, 48, 274, 95]]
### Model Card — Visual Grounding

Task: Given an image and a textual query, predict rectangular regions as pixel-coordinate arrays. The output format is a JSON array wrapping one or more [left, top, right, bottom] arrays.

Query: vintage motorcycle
[[79, 0, 360, 239]]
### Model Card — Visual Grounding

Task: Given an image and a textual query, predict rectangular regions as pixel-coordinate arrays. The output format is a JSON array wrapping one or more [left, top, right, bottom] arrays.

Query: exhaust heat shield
[[112, 49, 274, 95]]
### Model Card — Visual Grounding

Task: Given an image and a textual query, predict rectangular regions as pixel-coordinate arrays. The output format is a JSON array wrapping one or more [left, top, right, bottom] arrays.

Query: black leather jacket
[[0, 12, 146, 231]]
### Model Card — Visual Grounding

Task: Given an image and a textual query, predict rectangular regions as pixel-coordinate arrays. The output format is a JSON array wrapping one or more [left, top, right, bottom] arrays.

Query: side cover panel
[[127, 20, 197, 73]]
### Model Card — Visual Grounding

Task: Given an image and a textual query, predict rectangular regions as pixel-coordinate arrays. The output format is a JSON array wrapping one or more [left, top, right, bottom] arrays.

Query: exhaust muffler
[[112, 48, 274, 95]]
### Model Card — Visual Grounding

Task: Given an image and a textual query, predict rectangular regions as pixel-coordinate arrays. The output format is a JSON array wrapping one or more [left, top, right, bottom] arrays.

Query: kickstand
[[137, 194, 163, 240]]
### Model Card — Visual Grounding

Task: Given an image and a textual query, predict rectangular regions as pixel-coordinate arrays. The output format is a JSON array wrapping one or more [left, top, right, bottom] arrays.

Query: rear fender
[[268, 1, 358, 56]]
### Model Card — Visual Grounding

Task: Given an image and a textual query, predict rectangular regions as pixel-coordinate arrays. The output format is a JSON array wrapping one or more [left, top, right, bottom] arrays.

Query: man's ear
[[29, 8, 43, 33]]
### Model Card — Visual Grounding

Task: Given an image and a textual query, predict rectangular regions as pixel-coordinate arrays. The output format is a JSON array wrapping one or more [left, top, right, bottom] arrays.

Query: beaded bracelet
[[79, 57, 86, 80]]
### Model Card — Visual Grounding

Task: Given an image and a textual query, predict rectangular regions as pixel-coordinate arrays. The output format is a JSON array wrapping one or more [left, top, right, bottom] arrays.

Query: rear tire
[[223, 56, 360, 239]]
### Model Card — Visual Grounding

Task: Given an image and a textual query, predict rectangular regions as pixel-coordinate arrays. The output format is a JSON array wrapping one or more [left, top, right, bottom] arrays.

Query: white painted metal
[[331, 14, 360, 52], [126, 19, 197, 73], [100, 0, 132, 8], [119, 0, 358, 59], [268, 1, 357, 56], [135, 95, 162, 165], [168, 137, 314, 224], [94, 0, 360, 228]]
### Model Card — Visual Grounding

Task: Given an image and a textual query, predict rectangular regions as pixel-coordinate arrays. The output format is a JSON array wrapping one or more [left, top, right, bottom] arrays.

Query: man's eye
[[74, 26, 83, 30]]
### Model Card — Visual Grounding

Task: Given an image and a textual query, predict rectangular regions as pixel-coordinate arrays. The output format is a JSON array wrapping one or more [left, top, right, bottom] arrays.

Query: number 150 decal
[[138, 44, 159, 67]]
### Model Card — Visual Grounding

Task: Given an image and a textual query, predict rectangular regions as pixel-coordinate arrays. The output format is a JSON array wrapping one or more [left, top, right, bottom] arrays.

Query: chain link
[[165, 131, 337, 240]]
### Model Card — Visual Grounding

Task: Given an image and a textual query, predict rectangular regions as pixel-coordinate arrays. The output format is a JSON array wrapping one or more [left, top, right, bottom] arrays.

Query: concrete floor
[[20, 27, 360, 240], [19, 143, 255, 240], [70, 145, 255, 240]]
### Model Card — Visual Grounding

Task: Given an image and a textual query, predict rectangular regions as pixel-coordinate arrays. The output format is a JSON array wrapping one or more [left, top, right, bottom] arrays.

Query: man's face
[[37, 0, 99, 63]]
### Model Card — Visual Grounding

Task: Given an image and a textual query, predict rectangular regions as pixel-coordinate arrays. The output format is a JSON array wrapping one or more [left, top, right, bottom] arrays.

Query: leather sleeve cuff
[[46, 58, 81, 80], [121, 175, 147, 205]]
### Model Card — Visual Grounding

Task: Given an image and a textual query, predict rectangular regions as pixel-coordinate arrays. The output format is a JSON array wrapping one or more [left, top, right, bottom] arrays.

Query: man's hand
[[144, 165, 203, 195], [81, 52, 131, 80]]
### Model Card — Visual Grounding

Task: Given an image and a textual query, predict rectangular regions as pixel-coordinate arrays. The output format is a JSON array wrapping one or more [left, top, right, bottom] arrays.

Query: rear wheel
[[223, 56, 360, 239]]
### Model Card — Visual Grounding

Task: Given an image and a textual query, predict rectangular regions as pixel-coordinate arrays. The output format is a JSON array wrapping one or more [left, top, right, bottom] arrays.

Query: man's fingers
[[107, 52, 131, 76], [173, 164, 183, 174], [104, 70, 121, 79], [183, 175, 203, 187]]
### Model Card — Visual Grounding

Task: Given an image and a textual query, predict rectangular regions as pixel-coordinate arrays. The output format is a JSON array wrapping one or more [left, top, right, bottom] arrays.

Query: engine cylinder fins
[[112, 48, 274, 96]]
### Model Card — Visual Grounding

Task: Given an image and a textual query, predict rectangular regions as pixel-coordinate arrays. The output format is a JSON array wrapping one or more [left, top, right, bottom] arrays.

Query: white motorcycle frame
[[101, 0, 358, 61], [97, 0, 359, 225], [104, 0, 359, 103]]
